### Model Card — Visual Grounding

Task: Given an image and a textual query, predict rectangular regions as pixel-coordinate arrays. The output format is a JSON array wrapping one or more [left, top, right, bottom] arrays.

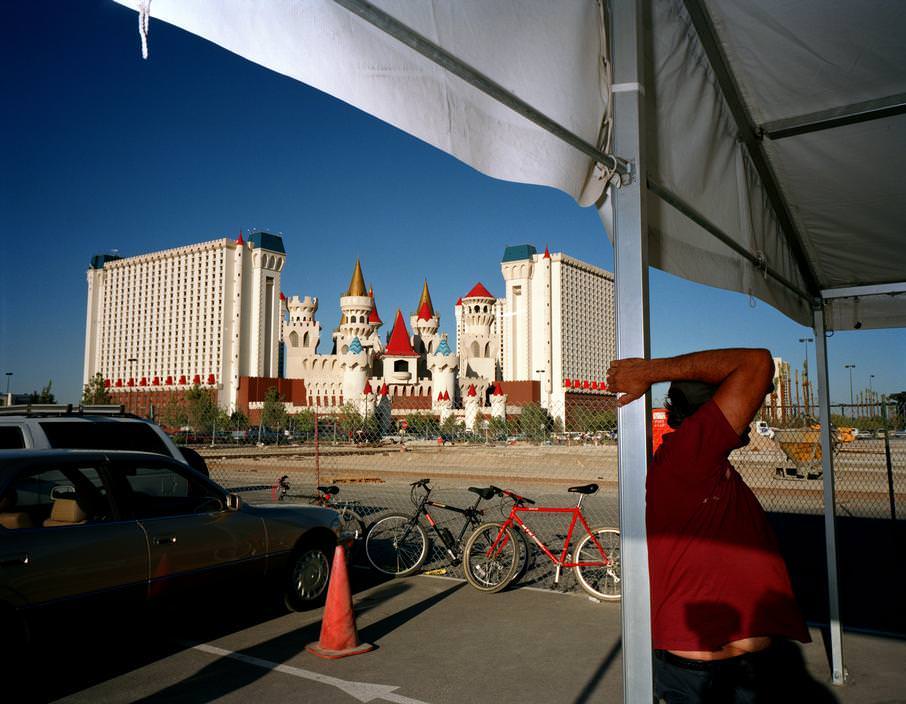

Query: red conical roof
[[368, 292, 383, 325], [492, 381, 504, 395], [465, 282, 494, 298], [279, 291, 286, 302], [416, 299, 433, 321], [380, 383, 389, 396], [236, 230, 244, 245], [543, 246, 551, 259], [364, 381, 373, 394], [456, 297, 463, 306], [384, 309, 418, 356], [437, 392, 444, 401], [442, 390, 450, 401], [467, 384, 477, 397]]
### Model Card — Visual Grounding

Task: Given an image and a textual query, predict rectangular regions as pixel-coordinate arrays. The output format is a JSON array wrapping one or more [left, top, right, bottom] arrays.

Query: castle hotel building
[[85, 234, 615, 422], [83, 232, 285, 410]]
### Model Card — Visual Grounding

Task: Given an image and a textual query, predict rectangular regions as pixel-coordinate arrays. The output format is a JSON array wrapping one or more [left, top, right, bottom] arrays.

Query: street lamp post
[[868, 374, 875, 416], [844, 364, 856, 417], [799, 337, 813, 417]]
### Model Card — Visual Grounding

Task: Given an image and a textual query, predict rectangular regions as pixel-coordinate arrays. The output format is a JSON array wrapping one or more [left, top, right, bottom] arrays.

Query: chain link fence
[[191, 394, 903, 590]]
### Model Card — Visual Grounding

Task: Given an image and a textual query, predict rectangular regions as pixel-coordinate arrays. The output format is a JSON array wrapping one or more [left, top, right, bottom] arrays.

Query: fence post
[[315, 409, 320, 489], [881, 397, 896, 520]]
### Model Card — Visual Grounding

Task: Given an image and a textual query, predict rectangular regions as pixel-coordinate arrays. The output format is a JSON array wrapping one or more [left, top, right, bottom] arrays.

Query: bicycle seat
[[468, 486, 496, 500], [317, 485, 340, 495], [568, 483, 599, 495]]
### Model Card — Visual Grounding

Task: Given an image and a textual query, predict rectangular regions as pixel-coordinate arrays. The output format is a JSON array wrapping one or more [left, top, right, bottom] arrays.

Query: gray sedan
[[0, 449, 347, 649]]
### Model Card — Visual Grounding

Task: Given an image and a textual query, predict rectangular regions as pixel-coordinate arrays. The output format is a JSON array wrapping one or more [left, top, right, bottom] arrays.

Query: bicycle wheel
[[573, 527, 621, 601], [364, 513, 429, 577], [462, 522, 519, 593], [508, 526, 533, 586]]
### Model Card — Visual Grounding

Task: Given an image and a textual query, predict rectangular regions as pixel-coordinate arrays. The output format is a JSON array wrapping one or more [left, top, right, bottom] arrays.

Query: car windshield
[[39, 421, 169, 455]]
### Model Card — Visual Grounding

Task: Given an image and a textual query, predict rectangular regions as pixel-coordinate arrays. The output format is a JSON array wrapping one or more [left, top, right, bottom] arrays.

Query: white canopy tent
[[116, 1, 906, 700]]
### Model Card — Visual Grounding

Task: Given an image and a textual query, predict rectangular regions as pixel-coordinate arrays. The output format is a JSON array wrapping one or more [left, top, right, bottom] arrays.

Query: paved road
[[47, 574, 906, 704]]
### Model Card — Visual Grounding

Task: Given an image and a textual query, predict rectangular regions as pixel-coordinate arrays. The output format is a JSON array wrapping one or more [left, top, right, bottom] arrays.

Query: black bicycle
[[364, 478, 530, 578], [278, 476, 368, 548]]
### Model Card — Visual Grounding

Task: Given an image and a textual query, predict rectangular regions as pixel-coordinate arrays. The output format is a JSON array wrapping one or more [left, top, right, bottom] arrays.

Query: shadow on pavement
[[28, 567, 397, 703], [130, 580, 465, 704], [572, 637, 622, 704]]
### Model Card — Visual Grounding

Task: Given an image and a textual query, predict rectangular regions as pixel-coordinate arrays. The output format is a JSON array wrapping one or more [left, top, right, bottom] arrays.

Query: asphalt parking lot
[[41, 568, 906, 704]]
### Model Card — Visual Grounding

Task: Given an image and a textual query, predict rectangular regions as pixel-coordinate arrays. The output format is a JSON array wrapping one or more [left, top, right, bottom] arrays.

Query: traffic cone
[[305, 545, 374, 659]]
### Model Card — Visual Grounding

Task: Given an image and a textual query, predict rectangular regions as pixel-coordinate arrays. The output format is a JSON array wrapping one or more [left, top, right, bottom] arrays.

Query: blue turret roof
[[501, 244, 537, 262], [348, 337, 363, 354], [436, 337, 452, 356], [249, 231, 286, 253]]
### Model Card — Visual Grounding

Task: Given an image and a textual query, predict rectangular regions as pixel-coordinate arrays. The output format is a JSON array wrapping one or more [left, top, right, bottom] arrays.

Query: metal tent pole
[[609, 1, 652, 701], [813, 306, 845, 685]]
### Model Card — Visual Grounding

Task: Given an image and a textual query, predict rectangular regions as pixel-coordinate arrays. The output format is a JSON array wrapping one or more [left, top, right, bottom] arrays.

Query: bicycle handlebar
[[410, 478, 431, 488]]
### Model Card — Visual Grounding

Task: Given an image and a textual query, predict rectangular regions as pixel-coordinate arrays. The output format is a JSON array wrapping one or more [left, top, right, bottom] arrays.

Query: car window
[[115, 463, 224, 519], [39, 421, 169, 455], [0, 463, 113, 530], [0, 426, 25, 449]]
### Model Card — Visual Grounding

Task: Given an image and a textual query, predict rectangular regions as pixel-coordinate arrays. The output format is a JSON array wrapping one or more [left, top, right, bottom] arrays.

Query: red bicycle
[[462, 483, 621, 600]]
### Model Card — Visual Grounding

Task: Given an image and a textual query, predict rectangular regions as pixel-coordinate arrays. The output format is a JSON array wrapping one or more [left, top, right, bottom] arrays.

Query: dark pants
[[653, 644, 837, 704]]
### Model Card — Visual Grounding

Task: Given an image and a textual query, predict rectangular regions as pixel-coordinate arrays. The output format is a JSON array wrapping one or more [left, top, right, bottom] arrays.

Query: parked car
[[0, 404, 207, 474], [0, 449, 349, 654]]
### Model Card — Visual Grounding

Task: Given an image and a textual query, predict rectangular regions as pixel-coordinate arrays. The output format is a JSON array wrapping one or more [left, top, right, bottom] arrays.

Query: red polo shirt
[[647, 400, 810, 651]]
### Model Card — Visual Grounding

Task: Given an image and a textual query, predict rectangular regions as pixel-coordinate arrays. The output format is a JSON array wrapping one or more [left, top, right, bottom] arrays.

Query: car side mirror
[[226, 493, 242, 511]]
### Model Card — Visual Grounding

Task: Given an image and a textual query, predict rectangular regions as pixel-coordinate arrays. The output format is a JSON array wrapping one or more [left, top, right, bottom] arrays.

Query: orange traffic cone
[[305, 545, 374, 659]]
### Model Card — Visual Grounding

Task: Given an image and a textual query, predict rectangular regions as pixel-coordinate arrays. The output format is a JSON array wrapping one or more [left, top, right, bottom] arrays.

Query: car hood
[[245, 503, 341, 530]]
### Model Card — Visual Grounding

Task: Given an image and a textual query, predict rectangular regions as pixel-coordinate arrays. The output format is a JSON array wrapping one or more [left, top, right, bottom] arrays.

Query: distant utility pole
[[844, 364, 856, 417], [799, 337, 813, 417]]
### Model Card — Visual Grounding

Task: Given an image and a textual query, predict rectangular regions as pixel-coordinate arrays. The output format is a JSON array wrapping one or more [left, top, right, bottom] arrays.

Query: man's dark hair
[[665, 381, 718, 429]]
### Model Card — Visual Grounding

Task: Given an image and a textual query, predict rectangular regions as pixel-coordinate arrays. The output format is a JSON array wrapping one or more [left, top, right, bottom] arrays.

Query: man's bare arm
[[605, 349, 774, 435]]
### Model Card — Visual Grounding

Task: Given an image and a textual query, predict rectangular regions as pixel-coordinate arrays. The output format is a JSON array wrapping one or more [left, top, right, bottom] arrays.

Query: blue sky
[[1, 1, 902, 406]]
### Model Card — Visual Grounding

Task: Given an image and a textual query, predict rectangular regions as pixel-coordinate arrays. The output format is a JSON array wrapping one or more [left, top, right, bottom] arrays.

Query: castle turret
[[490, 381, 507, 420], [339, 335, 370, 402], [283, 295, 321, 378], [381, 309, 419, 386], [410, 279, 440, 353], [464, 383, 480, 432], [459, 282, 499, 380], [427, 334, 459, 409], [337, 259, 373, 342]]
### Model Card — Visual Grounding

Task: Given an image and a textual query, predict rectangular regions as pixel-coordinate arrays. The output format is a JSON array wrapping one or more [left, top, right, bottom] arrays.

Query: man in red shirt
[[607, 348, 812, 702]]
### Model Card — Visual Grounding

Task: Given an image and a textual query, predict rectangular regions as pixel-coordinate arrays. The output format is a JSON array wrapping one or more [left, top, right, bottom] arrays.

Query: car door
[[0, 457, 147, 617], [108, 457, 267, 599]]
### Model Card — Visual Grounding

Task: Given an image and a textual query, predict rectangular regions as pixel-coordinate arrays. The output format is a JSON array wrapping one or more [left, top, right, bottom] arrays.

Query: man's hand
[[606, 358, 653, 407]]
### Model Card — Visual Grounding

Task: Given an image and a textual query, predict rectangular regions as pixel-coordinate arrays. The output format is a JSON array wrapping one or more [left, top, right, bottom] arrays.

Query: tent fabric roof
[[116, 0, 905, 329]]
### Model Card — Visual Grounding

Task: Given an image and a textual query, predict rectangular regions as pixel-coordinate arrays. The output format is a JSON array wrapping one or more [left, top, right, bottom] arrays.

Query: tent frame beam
[[821, 282, 906, 300], [331, 0, 629, 176], [611, 1, 653, 701], [647, 178, 812, 302], [813, 306, 846, 685], [763, 92, 906, 140], [682, 0, 820, 298]]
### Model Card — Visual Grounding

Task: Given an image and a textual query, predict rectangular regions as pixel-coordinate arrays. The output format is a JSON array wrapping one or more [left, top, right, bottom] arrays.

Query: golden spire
[[346, 259, 367, 297], [417, 278, 434, 316]]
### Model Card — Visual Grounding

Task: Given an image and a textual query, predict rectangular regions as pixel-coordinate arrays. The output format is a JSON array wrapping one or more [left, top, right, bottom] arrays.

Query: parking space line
[[192, 643, 430, 704]]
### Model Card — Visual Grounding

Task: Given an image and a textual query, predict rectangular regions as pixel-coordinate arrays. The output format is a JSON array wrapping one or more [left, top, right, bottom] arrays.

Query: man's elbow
[[751, 349, 774, 390]]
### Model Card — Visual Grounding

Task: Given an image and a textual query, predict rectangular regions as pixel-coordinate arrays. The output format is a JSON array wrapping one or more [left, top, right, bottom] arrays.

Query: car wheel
[[284, 542, 332, 611]]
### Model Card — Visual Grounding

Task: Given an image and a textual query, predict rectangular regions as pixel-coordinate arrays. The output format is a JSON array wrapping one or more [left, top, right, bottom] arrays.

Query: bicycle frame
[[488, 502, 610, 587]]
